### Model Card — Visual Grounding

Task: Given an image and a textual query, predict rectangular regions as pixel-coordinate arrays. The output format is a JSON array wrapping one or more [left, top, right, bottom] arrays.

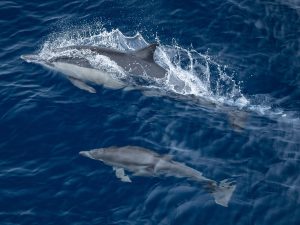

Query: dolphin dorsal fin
[[133, 43, 158, 61], [162, 154, 173, 161]]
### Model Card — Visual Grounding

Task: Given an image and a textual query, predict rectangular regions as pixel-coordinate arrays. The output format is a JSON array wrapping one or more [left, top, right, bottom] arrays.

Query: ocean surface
[[1, 0, 300, 224]]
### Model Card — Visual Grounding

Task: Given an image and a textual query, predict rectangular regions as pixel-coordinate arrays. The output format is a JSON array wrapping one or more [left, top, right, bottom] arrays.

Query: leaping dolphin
[[21, 43, 167, 93], [79, 146, 236, 207]]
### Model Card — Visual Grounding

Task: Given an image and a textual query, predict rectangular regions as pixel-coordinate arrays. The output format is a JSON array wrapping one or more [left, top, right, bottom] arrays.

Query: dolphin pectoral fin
[[113, 167, 132, 183], [68, 77, 96, 93], [162, 154, 173, 161], [123, 86, 136, 92]]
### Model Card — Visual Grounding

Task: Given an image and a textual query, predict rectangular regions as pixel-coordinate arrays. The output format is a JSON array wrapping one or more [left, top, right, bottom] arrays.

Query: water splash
[[38, 26, 249, 106], [35, 25, 297, 121], [154, 42, 248, 108]]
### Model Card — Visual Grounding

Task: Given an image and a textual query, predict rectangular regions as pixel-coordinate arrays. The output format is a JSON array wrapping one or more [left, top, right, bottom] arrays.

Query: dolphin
[[79, 146, 236, 207], [21, 43, 167, 93]]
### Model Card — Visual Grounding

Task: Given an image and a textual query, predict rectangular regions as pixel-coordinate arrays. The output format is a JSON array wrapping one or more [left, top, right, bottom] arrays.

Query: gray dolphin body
[[79, 146, 236, 207], [21, 44, 167, 93]]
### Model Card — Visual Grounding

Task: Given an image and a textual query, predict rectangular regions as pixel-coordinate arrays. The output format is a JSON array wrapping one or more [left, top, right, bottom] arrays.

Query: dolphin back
[[55, 43, 167, 79]]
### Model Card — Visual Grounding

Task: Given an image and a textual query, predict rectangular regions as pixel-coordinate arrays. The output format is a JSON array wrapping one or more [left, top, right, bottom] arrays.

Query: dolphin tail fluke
[[211, 179, 236, 207]]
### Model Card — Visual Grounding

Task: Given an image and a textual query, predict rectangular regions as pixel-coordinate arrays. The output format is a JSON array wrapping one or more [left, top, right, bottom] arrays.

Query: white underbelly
[[53, 62, 126, 89]]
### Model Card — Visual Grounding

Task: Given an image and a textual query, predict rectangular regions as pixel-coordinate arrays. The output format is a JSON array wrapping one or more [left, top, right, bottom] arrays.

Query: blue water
[[1, 0, 300, 224]]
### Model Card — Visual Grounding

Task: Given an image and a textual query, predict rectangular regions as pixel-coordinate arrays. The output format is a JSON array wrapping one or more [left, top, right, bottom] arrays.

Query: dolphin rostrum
[[79, 146, 236, 207], [21, 43, 167, 93]]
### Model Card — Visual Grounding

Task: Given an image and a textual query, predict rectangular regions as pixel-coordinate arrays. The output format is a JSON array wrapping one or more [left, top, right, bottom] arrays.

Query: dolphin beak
[[79, 151, 93, 159], [20, 54, 42, 63]]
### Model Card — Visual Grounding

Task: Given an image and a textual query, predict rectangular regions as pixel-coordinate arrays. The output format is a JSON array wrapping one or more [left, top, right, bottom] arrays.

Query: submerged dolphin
[[21, 43, 167, 93], [79, 146, 236, 207]]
